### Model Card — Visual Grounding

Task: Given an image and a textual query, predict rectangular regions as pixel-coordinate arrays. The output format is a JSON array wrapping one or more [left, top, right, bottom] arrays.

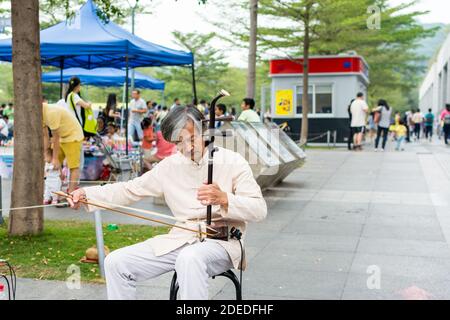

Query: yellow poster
[[275, 89, 293, 116]]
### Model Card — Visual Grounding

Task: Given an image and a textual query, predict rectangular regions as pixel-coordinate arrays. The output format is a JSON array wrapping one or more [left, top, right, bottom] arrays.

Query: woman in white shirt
[[65, 76, 92, 131], [373, 99, 393, 151]]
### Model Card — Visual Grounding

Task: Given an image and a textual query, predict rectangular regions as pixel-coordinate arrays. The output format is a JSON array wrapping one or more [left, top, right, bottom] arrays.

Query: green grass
[[0, 219, 168, 283]]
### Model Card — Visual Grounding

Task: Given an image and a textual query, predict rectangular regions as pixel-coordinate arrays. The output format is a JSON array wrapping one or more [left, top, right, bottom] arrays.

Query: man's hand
[[197, 182, 228, 209], [67, 188, 87, 210]]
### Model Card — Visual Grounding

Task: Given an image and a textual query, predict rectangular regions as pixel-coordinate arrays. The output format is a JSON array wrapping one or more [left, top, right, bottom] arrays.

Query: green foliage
[[152, 31, 229, 105], [0, 219, 168, 282], [255, 0, 435, 110], [39, 0, 154, 29], [0, 63, 13, 103], [216, 0, 437, 111]]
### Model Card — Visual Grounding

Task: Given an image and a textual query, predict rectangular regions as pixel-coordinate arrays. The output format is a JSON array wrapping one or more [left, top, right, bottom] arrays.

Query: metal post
[[327, 130, 331, 147], [130, 5, 136, 91], [125, 55, 129, 155], [120, 82, 125, 134], [94, 210, 106, 278], [191, 60, 198, 105], [333, 130, 337, 147], [59, 58, 64, 99], [260, 86, 266, 122]]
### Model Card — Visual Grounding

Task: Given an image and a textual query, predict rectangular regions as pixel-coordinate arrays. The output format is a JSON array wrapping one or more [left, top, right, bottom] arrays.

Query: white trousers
[[104, 240, 233, 300], [44, 171, 62, 202]]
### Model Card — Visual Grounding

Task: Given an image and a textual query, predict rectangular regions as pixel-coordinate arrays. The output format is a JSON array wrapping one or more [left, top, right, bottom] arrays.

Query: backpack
[[68, 92, 97, 137], [373, 111, 381, 124], [444, 113, 450, 125]]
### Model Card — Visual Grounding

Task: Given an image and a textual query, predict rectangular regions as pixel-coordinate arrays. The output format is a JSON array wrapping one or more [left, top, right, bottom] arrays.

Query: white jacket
[[83, 147, 267, 270]]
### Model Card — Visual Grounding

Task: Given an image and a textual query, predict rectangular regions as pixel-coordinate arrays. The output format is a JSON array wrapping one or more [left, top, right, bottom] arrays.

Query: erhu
[[203, 89, 231, 241]]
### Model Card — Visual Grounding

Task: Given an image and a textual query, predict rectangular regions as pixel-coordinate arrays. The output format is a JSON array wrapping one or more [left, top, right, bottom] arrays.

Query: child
[[393, 119, 407, 151], [102, 122, 119, 150], [44, 148, 62, 205], [141, 117, 155, 170]]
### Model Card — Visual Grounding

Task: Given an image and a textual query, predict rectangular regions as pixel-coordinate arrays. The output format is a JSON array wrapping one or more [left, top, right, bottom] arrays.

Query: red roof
[[270, 56, 369, 78]]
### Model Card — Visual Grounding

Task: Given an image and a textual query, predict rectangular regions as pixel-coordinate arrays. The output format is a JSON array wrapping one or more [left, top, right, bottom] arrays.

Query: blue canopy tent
[[0, 0, 196, 152], [42, 67, 165, 90]]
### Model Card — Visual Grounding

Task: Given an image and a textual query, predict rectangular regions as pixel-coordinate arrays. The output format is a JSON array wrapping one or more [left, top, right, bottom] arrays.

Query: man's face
[[241, 101, 248, 110], [175, 99, 180, 105], [176, 120, 205, 163], [132, 91, 139, 100], [215, 106, 223, 117]]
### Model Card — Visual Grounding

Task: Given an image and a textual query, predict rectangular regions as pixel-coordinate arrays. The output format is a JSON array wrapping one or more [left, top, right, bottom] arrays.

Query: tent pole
[[121, 82, 126, 133], [125, 55, 129, 155], [191, 59, 198, 105], [60, 58, 64, 99]]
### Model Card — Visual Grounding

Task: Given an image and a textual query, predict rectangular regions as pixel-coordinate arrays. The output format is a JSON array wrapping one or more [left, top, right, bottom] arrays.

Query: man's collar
[[177, 146, 209, 166]]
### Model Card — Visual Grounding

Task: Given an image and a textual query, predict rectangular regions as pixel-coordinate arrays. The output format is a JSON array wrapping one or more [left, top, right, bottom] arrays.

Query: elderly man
[[68, 106, 267, 300]]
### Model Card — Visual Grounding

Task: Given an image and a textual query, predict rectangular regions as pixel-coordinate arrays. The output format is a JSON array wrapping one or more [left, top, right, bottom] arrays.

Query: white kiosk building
[[269, 54, 370, 143]]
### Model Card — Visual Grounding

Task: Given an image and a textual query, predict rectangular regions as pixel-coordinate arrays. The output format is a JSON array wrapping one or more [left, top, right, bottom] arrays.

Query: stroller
[[92, 134, 143, 182]]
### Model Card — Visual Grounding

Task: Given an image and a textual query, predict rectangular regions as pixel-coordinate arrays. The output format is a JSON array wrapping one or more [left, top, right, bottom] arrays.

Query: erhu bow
[[53, 191, 216, 238]]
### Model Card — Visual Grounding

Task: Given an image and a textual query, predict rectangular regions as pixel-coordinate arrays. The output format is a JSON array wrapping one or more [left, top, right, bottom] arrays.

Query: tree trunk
[[246, 0, 258, 99], [8, 0, 44, 236], [300, 4, 311, 145]]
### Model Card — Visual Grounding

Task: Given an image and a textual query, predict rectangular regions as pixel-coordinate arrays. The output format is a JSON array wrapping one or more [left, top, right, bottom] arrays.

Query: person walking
[[128, 89, 147, 142], [393, 119, 408, 151], [405, 109, 414, 142], [440, 104, 450, 145], [424, 108, 434, 141], [347, 99, 355, 150], [373, 99, 392, 151], [350, 92, 369, 150], [412, 109, 424, 141], [367, 111, 377, 143]]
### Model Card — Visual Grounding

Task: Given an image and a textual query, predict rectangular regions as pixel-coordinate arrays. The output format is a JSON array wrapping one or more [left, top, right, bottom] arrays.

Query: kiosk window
[[296, 86, 313, 114], [296, 84, 333, 115], [315, 85, 333, 114]]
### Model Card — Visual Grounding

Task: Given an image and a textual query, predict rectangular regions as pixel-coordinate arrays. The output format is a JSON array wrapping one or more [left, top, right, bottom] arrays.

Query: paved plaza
[[3, 138, 450, 300]]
